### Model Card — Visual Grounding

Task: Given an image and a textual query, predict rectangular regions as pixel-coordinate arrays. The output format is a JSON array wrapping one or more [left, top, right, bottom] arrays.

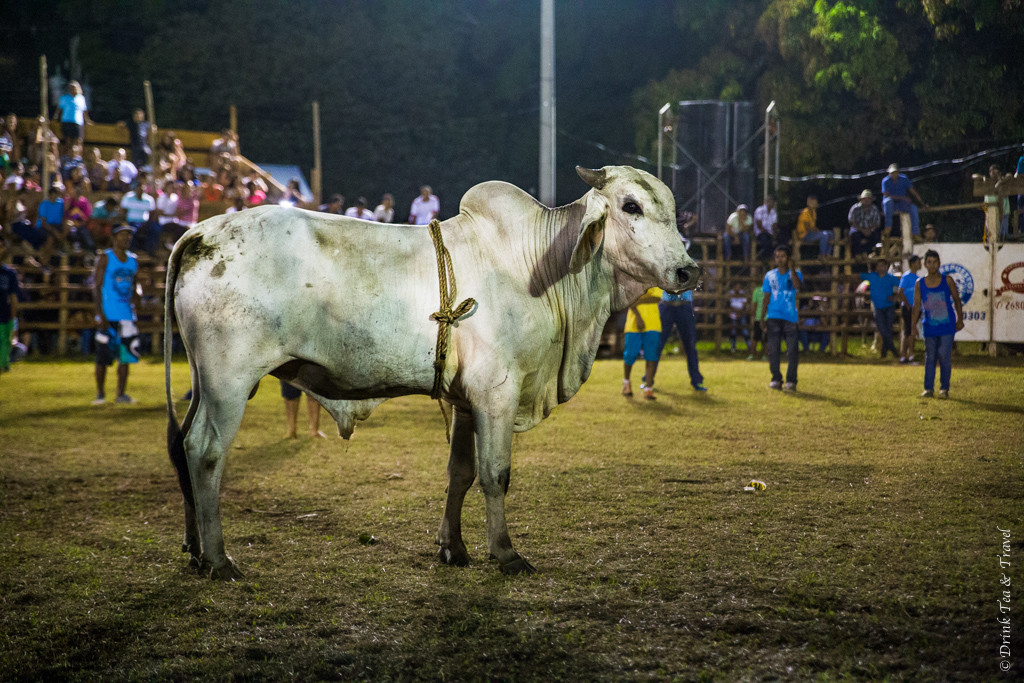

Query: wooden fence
[[6, 226, 902, 358], [598, 227, 907, 357]]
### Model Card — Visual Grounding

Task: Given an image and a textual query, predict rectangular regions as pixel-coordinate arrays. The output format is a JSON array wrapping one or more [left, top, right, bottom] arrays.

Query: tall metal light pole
[[657, 102, 671, 180], [539, 0, 556, 206]]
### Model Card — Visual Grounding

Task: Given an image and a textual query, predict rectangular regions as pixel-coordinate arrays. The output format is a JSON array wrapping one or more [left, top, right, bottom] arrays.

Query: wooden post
[[899, 213, 913, 264], [40, 56, 50, 192], [229, 104, 238, 135], [984, 196, 1000, 357], [311, 101, 322, 206], [56, 254, 69, 355], [143, 80, 156, 165]]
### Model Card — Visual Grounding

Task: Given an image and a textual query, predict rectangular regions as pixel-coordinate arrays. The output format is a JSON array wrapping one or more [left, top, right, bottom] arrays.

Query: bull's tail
[[165, 233, 197, 509]]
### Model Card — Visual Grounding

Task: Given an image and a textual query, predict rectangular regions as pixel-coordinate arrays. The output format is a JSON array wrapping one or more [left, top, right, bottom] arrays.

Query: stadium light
[[657, 103, 671, 181]]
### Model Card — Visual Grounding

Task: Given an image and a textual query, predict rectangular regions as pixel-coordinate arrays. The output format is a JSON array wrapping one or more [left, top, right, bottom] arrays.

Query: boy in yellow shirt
[[622, 287, 663, 400]]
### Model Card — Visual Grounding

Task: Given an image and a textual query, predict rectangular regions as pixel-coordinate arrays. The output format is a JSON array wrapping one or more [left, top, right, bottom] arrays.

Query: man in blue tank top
[[911, 250, 964, 399], [760, 245, 803, 392], [92, 224, 140, 405]]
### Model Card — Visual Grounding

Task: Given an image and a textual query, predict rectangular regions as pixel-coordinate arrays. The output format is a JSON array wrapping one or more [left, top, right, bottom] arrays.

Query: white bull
[[165, 165, 700, 578]]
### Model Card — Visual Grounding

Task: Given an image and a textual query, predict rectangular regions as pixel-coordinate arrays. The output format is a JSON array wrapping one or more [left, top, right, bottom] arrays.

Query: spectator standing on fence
[[723, 204, 752, 261], [760, 245, 802, 392], [622, 287, 663, 400], [882, 163, 926, 237], [374, 193, 395, 223], [848, 189, 883, 260], [753, 195, 777, 261], [795, 194, 833, 259], [912, 249, 964, 399], [0, 249, 23, 374], [898, 254, 922, 364], [860, 256, 901, 360], [281, 380, 326, 439], [652, 289, 706, 392], [409, 185, 440, 225], [119, 108, 152, 170], [54, 81, 93, 153], [92, 224, 141, 405], [106, 148, 138, 192], [345, 197, 376, 221]]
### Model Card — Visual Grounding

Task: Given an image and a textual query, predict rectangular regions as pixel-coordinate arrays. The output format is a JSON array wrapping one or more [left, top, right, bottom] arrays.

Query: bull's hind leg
[[437, 408, 476, 566], [183, 385, 250, 580], [177, 384, 202, 566]]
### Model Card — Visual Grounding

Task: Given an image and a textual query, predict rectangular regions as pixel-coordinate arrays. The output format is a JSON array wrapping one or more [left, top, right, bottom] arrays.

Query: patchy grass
[[0, 350, 1022, 681]]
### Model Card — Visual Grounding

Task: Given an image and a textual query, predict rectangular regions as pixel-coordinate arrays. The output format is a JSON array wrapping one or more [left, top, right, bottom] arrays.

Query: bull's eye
[[623, 201, 643, 216]]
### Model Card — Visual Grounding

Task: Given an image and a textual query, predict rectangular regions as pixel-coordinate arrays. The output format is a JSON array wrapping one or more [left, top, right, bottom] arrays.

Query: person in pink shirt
[[246, 179, 267, 206], [174, 182, 200, 232]]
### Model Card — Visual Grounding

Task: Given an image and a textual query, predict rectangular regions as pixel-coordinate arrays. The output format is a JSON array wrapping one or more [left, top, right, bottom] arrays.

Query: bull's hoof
[[199, 556, 244, 581], [498, 554, 537, 576], [437, 544, 471, 567]]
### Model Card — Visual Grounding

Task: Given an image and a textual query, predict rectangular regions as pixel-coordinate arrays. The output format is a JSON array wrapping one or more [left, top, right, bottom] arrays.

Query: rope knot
[[427, 220, 474, 408]]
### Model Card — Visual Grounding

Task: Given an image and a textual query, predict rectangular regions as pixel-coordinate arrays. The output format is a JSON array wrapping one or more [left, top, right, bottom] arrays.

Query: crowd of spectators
[[701, 162, 959, 266]]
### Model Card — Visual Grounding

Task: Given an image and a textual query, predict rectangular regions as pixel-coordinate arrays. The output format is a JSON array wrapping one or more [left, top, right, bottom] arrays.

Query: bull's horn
[[576, 166, 607, 190]]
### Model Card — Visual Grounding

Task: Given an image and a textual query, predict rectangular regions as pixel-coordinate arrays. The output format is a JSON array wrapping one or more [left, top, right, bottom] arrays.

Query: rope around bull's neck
[[428, 219, 475, 437]]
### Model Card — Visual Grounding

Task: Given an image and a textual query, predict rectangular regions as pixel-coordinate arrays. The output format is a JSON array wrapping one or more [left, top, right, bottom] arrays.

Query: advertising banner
[[912, 243, 991, 342], [992, 244, 1024, 343]]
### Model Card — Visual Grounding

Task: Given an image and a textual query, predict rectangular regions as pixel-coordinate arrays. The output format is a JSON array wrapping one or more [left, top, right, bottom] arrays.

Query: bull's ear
[[569, 192, 608, 274], [576, 166, 607, 190]]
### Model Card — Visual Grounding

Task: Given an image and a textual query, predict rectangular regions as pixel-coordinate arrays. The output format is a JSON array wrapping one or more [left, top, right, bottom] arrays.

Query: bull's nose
[[676, 264, 701, 290]]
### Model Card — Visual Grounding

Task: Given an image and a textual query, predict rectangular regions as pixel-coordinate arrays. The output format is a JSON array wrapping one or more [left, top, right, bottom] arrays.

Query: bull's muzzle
[[673, 263, 702, 293]]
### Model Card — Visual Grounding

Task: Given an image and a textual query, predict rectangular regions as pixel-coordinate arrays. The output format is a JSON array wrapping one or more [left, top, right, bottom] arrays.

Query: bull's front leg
[[437, 407, 475, 566], [473, 407, 535, 575]]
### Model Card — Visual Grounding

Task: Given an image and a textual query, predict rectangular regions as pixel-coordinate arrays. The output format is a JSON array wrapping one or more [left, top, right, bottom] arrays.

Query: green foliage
[[637, 0, 1024, 175]]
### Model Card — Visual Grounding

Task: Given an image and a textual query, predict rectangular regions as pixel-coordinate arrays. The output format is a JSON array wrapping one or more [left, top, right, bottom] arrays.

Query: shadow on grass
[[0, 403, 169, 424], [951, 397, 1024, 415], [780, 391, 852, 407]]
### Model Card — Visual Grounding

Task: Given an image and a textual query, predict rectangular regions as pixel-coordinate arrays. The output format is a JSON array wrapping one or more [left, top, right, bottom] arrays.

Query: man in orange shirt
[[795, 194, 833, 258]]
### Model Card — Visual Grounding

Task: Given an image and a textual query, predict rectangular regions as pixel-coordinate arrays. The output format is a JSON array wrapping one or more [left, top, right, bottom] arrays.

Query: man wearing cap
[[723, 204, 752, 261], [848, 189, 883, 259], [881, 163, 926, 237], [91, 224, 141, 405]]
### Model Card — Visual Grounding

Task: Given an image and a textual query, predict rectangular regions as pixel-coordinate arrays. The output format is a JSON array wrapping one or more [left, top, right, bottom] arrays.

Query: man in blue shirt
[[898, 254, 922, 363], [881, 163, 927, 237], [13, 186, 63, 264], [759, 245, 803, 391], [860, 257, 901, 359], [652, 288, 707, 392]]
